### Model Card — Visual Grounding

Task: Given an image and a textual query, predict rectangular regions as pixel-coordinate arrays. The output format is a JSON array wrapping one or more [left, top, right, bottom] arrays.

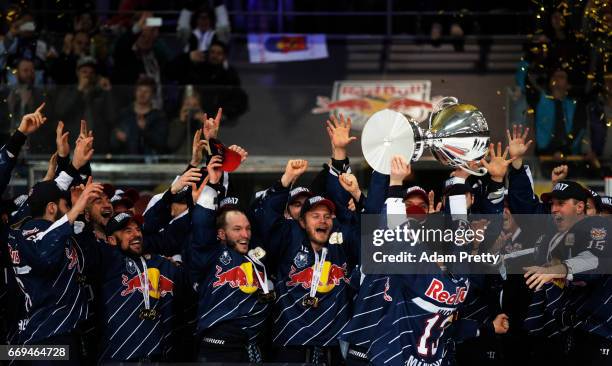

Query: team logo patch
[[591, 228, 607, 241], [286, 262, 348, 293], [22, 228, 40, 239], [424, 278, 467, 305], [125, 258, 137, 274], [121, 268, 174, 298], [329, 232, 343, 245], [220, 251, 232, 265], [294, 252, 308, 268], [65, 247, 79, 270], [212, 263, 262, 294], [383, 277, 392, 302]]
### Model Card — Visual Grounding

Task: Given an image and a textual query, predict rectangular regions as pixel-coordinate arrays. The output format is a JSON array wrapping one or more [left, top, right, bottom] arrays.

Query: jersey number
[[417, 314, 451, 357], [586, 240, 605, 251]]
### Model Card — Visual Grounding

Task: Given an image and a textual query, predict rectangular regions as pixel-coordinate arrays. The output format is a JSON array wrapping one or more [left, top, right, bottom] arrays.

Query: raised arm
[[325, 114, 356, 221], [505, 125, 545, 214], [21, 179, 102, 273], [0, 103, 46, 194], [259, 159, 308, 256], [143, 168, 202, 256], [189, 156, 225, 276]]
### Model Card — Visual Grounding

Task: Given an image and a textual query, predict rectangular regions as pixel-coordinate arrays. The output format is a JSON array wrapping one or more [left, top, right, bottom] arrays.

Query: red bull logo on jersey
[[286, 262, 348, 294], [212, 262, 263, 294], [424, 278, 467, 305], [121, 268, 174, 299], [311, 80, 432, 130], [383, 277, 393, 302], [65, 246, 79, 270], [7, 244, 20, 265]]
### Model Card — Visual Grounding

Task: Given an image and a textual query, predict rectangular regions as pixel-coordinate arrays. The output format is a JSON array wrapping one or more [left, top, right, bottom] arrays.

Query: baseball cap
[[404, 185, 429, 206], [442, 176, 472, 197], [541, 180, 588, 204], [76, 56, 97, 70], [288, 187, 313, 204], [105, 212, 140, 236], [300, 196, 335, 218], [111, 188, 140, 209], [601, 196, 612, 212], [208, 138, 242, 172], [28, 181, 71, 212], [587, 189, 603, 212], [219, 196, 240, 211], [443, 183, 472, 197]]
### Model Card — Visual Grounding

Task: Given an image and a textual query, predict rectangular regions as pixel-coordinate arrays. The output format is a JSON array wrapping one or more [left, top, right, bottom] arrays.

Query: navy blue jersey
[[340, 271, 474, 366], [507, 164, 549, 215], [0, 130, 26, 196], [525, 216, 612, 340], [260, 183, 356, 347], [9, 215, 89, 344], [190, 186, 270, 343], [89, 243, 187, 361]]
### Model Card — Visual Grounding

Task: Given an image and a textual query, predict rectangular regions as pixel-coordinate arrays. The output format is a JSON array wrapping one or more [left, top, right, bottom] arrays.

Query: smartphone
[[145, 17, 162, 27]]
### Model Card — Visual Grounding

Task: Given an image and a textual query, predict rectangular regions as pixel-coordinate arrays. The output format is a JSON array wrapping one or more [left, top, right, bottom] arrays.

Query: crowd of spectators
[[0, 1, 248, 157], [0, 1, 610, 168], [512, 0, 611, 174]]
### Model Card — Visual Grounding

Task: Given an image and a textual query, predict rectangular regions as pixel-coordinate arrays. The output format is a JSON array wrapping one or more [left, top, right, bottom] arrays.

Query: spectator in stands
[[47, 31, 91, 85], [544, 10, 578, 69], [167, 89, 205, 155], [587, 73, 612, 159], [74, 10, 111, 76], [199, 40, 248, 122], [2, 12, 51, 85], [520, 67, 587, 156], [54, 56, 115, 155], [111, 12, 171, 109], [1, 58, 45, 144], [112, 76, 168, 156], [73, 10, 96, 33], [187, 6, 218, 53], [168, 39, 247, 122]]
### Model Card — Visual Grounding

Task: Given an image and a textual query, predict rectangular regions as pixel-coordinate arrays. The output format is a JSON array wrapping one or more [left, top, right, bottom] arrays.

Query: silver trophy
[[360, 97, 490, 175]]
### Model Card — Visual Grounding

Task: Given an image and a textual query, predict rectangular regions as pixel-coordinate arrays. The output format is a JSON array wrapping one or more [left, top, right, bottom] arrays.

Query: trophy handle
[[432, 96, 459, 114], [428, 96, 459, 129], [457, 163, 488, 177]]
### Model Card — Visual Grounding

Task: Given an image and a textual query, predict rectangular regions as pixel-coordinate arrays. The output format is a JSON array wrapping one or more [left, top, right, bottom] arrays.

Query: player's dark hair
[[29, 197, 61, 218]]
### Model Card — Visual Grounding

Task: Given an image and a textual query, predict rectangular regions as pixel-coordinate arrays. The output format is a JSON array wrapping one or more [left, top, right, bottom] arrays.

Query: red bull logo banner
[[312, 80, 432, 130], [248, 33, 328, 63]]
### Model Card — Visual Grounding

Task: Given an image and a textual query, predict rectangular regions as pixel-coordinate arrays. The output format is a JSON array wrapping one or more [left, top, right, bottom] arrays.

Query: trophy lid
[[361, 109, 416, 175]]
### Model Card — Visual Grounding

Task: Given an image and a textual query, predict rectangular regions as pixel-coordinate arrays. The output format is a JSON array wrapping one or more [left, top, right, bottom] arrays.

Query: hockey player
[[190, 155, 272, 362], [261, 158, 357, 364], [8, 174, 102, 361]]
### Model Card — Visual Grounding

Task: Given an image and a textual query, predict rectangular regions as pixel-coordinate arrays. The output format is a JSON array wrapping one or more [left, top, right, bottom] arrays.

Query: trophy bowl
[[361, 97, 490, 175]]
